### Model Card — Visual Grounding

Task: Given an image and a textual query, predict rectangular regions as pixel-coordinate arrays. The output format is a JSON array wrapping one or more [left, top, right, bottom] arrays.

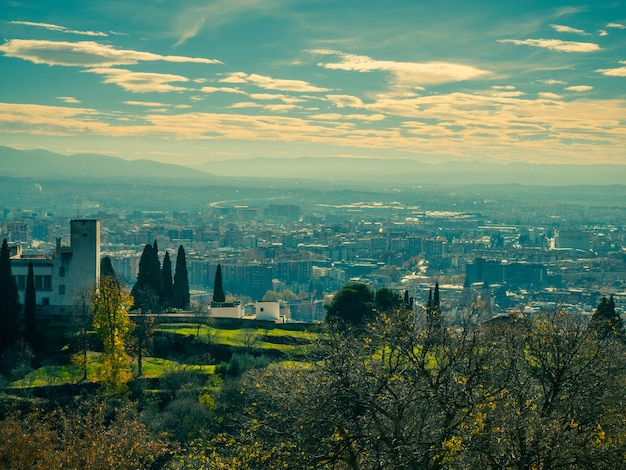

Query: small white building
[[209, 301, 244, 319], [255, 300, 281, 321]]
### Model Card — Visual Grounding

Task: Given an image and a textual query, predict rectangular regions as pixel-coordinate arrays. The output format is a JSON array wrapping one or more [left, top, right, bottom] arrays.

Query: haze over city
[[1, 0, 626, 171]]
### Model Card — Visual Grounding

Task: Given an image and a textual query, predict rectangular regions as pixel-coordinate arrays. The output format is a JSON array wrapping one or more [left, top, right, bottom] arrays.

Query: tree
[[100, 256, 116, 278], [160, 250, 173, 309], [589, 295, 623, 339], [325, 283, 374, 328], [92, 275, 134, 392], [24, 261, 37, 346], [0, 239, 19, 352], [131, 244, 153, 311], [148, 239, 162, 298], [172, 245, 190, 310], [213, 263, 225, 303], [374, 287, 403, 312], [68, 290, 94, 382]]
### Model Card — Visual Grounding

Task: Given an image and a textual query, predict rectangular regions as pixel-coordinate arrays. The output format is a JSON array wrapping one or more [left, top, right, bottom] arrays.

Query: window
[[35, 275, 43, 290], [42, 298, 50, 306], [59, 284, 65, 295], [17, 275, 26, 290], [44, 276, 52, 291], [59, 266, 65, 277]]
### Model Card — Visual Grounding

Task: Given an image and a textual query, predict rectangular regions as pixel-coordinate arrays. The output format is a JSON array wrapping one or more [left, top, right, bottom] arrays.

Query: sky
[[0, 0, 625, 167]]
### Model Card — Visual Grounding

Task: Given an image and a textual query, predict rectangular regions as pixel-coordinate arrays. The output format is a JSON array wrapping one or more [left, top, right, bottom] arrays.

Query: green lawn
[[156, 323, 319, 356]]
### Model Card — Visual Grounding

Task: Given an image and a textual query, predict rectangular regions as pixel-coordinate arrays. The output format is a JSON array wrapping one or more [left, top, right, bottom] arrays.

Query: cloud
[[498, 38, 601, 53], [565, 85, 593, 92], [8, 20, 109, 37], [57, 96, 80, 104], [200, 86, 246, 94], [124, 101, 170, 107], [606, 23, 626, 29], [540, 79, 567, 85], [550, 24, 589, 35], [173, 0, 284, 46], [248, 93, 305, 104], [84, 68, 189, 93], [538, 92, 562, 99], [0, 39, 222, 67], [596, 63, 626, 77], [326, 95, 366, 109], [311, 113, 386, 122], [599, 30, 609, 37], [315, 51, 489, 86], [219, 72, 330, 92]]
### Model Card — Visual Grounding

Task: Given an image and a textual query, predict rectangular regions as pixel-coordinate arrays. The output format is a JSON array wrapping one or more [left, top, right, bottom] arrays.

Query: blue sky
[[0, 0, 625, 166]]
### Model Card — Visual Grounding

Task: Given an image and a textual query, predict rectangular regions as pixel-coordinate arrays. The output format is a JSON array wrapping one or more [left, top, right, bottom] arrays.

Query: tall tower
[[65, 219, 100, 301]]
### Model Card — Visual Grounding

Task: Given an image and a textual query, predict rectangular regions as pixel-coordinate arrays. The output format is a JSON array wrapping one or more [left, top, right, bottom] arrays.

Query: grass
[[10, 355, 216, 389], [156, 322, 319, 356]]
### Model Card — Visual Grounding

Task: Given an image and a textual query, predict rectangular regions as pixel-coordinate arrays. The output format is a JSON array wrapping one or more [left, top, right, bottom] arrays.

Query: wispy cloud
[[124, 101, 170, 107], [596, 62, 626, 77], [606, 23, 626, 29], [313, 50, 489, 86], [565, 85, 593, 92], [220, 72, 330, 92], [540, 79, 567, 85], [8, 20, 109, 37], [0, 39, 222, 67], [200, 86, 246, 94], [311, 113, 386, 122], [173, 0, 284, 46], [57, 96, 80, 104], [550, 24, 589, 35], [538, 92, 562, 99], [498, 38, 601, 53], [84, 68, 189, 93]]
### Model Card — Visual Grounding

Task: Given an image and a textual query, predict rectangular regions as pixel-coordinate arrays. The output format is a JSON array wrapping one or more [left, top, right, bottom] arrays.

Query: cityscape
[[2, 0, 626, 467]]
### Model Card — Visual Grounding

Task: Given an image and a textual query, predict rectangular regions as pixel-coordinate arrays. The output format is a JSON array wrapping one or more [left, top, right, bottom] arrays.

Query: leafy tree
[[589, 295, 623, 339], [172, 245, 190, 310], [0, 398, 172, 469], [208, 306, 626, 469], [92, 275, 134, 392], [160, 250, 173, 308], [325, 283, 374, 328], [374, 287, 402, 312], [68, 290, 94, 382], [0, 239, 19, 352], [24, 261, 37, 346], [213, 263, 225, 303]]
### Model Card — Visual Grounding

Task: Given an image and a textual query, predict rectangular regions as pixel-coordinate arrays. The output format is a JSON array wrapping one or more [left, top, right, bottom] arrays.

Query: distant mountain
[[0, 146, 213, 182], [196, 156, 626, 186], [3, 146, 625, 187]]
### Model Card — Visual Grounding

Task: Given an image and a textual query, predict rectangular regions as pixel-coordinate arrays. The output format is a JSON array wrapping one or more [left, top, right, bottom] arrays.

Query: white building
[[10, 219, 100, 316], [209, 301, 245, 319]]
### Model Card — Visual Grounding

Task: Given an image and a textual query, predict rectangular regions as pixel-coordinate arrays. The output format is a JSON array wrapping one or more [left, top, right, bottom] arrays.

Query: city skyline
[[1, 0, 625, 167]]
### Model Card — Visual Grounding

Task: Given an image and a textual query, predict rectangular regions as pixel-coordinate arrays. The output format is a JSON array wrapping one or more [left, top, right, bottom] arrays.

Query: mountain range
[[2, 146, 625, 187]]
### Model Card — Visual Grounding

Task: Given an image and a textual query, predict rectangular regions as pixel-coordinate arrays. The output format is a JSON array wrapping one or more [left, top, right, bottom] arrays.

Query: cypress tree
[[0, 239, 20, 351], [24, 261, 37, 346], [100, 256, 116, 278], [213, 263, 225, 303], [131, 244, 153, 311], [172, 245, 189, 310], [160, 251, 173, 308], [590, 295, 623, 339], [148, 239, 162, 295]]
